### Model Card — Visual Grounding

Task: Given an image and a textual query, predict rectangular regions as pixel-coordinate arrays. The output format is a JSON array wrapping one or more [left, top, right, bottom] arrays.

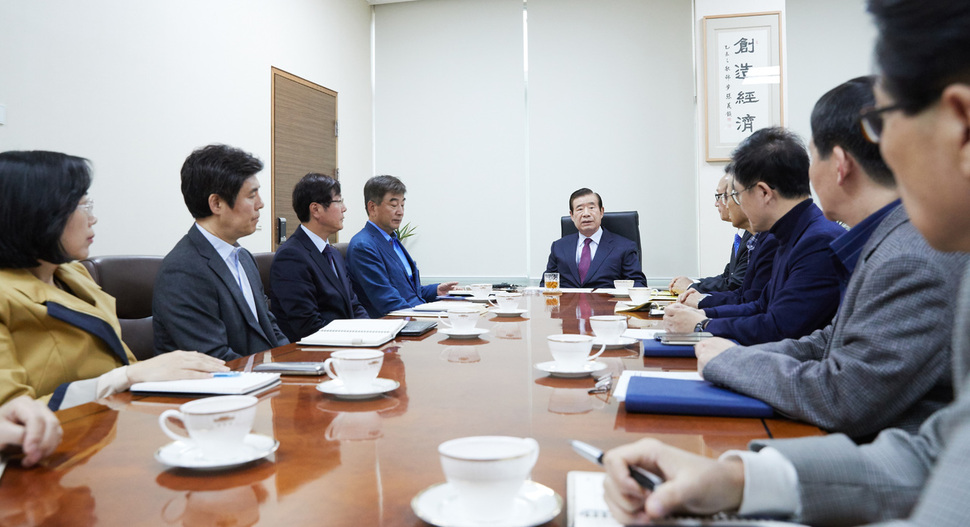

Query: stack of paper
[[298, 319, 406, 347]]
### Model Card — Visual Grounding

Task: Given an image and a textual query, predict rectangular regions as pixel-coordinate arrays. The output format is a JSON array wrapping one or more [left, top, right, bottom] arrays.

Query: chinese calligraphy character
[[736, 91, 760, 104], [735, 63, 752, 79], [734, 38, 755, 54], [737, 114, 756, 132]]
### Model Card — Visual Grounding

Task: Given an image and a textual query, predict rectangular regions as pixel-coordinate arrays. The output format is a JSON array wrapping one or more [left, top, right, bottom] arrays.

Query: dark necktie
[[578, 238, 592, 284], [323, 245, 338, 279]]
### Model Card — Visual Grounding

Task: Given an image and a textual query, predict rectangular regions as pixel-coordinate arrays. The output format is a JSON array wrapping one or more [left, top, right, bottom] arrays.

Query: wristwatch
[[694, 318, 710, 332]]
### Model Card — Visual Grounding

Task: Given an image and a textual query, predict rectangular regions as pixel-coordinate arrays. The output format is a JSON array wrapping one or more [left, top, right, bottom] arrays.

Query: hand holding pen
[[576, 438, 745, 524]]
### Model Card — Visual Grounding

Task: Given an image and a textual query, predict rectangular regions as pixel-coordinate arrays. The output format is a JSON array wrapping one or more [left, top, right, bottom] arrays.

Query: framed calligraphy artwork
[[703, 12, 783, 162]]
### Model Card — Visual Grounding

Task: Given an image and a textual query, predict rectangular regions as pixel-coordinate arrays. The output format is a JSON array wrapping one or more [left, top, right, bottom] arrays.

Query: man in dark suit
[[346, 175, 457, 318], [543, 188, 646, 289], [664, 128, 846, 345], [270, 173, 369, 341], [669, 168, 753, 296], [153, 145, 288, 361]]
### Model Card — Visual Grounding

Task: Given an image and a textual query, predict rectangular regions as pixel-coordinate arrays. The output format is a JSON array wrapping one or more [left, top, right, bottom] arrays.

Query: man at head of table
[[664, 127, 847, 345], [542, 188, 646, 289], [346, 175, 457, 318]]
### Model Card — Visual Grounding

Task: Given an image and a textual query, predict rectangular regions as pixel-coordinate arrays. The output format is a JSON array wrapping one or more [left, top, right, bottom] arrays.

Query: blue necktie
[[733, 234, 742, 257]]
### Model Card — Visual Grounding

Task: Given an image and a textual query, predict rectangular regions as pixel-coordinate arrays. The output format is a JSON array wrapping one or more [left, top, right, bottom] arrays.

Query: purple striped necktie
[[579, 238, 592, 283]]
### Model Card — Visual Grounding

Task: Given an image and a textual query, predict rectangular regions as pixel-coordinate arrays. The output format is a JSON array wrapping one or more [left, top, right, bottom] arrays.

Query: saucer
[[411, 480, 562, 527], [592, 336, 638, 349], [465, 296, 494, 303], [488, 308, 527, 318], [438, 327, 489, 339], [316, 378, 400, 400], [155, 433, 279, 470], [534, 360, 608, 378]]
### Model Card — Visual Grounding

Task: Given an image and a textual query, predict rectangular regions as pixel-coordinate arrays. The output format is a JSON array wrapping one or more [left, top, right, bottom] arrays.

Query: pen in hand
[[571, 440, 664, 491]]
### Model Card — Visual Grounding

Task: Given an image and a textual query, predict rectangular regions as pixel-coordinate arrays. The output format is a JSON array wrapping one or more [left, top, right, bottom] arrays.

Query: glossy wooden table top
[[0, 292, 822, 526]]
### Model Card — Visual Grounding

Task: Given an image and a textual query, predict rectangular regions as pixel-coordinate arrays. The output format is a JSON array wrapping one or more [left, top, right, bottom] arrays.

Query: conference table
[[0, 291, 822, 526]]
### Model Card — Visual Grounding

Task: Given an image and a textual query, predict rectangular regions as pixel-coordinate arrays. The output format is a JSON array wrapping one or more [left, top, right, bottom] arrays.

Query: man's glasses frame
[[859, 103, 903, 144]]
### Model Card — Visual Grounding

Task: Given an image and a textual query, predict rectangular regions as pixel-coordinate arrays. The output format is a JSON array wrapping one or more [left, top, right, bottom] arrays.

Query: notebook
[[624, 376, 774, 418], [130, 372, 281, 396], [567, 471, 806, 526], [298, 319, 406, 347]]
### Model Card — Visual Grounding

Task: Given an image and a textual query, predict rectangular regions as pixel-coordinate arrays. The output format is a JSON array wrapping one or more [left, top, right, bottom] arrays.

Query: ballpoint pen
[[571, 439, 664, 491]]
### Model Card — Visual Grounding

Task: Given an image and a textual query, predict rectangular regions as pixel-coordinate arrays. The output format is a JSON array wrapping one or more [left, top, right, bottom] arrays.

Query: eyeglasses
[[77, 198, 95, 216], [714, 192, 728, 204], [859, 103, 903, 144], [728, 184, 759, 206]]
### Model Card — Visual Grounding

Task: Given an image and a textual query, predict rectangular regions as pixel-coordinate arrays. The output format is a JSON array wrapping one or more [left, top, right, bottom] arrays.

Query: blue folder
[[641, 339, 696, 358], [624, 376, 775, 418]]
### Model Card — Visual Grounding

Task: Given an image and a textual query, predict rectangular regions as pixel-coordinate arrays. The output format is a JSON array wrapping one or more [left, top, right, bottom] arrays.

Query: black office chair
[[251, 252, 275, 308], [80, 256, 163, 361], [560, 211, 642, 262]]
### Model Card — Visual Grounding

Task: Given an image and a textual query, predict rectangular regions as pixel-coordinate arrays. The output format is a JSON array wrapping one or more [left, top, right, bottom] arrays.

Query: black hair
[[568, 188, 603, 212], [293, 173, 342, 223], [180, 144, 263, 219], [0, 151, 92, 268], [363, 175, 406, 209], [731, 127, 811, 199], [811, 76, 894, 187], [869, 0, 970, 114]]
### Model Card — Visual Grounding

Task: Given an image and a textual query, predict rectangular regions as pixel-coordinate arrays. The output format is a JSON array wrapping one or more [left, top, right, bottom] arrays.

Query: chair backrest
[[333, 242, 349, 260], [251, 252, 275, 303], [80, 256, 163, 361], [560, 211, 642, 262]]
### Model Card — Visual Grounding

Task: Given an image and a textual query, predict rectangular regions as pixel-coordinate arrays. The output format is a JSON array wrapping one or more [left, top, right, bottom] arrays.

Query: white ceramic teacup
[[488, 291, 521, 311], [158, 395, 258, 460], [589, 315, 628, 343], [323, 349, 384, 392], [613, 280, 634, 294], [468, 283, 492, 300], [547, 334, 606, 369], [438, 436, 539, 523], [627, 286, 655, 305], [438, 307, 480, 331]]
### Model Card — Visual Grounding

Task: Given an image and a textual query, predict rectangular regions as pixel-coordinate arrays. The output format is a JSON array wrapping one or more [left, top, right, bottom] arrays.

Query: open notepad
[[298, 319, 406, 347], [568, 471, 806, 527], [130, 372, 281, 396]]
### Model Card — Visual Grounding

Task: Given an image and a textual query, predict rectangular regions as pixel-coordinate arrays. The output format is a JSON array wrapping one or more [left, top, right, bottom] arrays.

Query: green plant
[[395, 222, 418, 242]]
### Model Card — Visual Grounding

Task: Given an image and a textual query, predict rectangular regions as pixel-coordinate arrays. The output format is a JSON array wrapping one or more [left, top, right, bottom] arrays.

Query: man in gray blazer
[[153, 145, 288, 361], [694, 76, 964, 440], [600, 2, 970, 524]]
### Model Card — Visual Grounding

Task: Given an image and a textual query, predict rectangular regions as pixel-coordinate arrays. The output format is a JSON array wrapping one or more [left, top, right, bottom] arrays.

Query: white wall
[[0, 0, 373, 256], [1, 0, 879, 280], [375, 0, 695, 284]]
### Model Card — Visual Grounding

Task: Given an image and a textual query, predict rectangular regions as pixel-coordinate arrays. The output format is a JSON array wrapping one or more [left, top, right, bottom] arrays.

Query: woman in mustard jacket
[[0, 151, 228, 410]]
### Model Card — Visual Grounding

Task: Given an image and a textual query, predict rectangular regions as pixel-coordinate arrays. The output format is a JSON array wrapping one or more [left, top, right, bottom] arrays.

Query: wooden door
[[271, 67, 338, 250]]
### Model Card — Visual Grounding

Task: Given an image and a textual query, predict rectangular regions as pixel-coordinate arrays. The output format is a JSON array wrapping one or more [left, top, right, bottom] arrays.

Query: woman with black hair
[[0, 150, 228, 410]]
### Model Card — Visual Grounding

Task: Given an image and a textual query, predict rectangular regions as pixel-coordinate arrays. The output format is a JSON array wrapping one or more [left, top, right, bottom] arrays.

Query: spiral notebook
[[130, 372, 281, 396], [567, 471, 806, 526], [298, 319, 407, 347]]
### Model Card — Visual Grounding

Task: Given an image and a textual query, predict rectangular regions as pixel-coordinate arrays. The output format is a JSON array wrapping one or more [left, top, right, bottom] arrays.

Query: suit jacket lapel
[[367, 223, 420, 295], [238, 250, 275, 342], [559, 234, 581, 284], [295, 230, 354, 315], [188, 227, 269, 339], [584, 230, 614, 282]]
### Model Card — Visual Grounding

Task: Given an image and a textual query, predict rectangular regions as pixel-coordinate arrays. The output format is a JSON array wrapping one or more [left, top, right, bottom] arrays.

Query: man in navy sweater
[[664, 127, 845, 345]]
